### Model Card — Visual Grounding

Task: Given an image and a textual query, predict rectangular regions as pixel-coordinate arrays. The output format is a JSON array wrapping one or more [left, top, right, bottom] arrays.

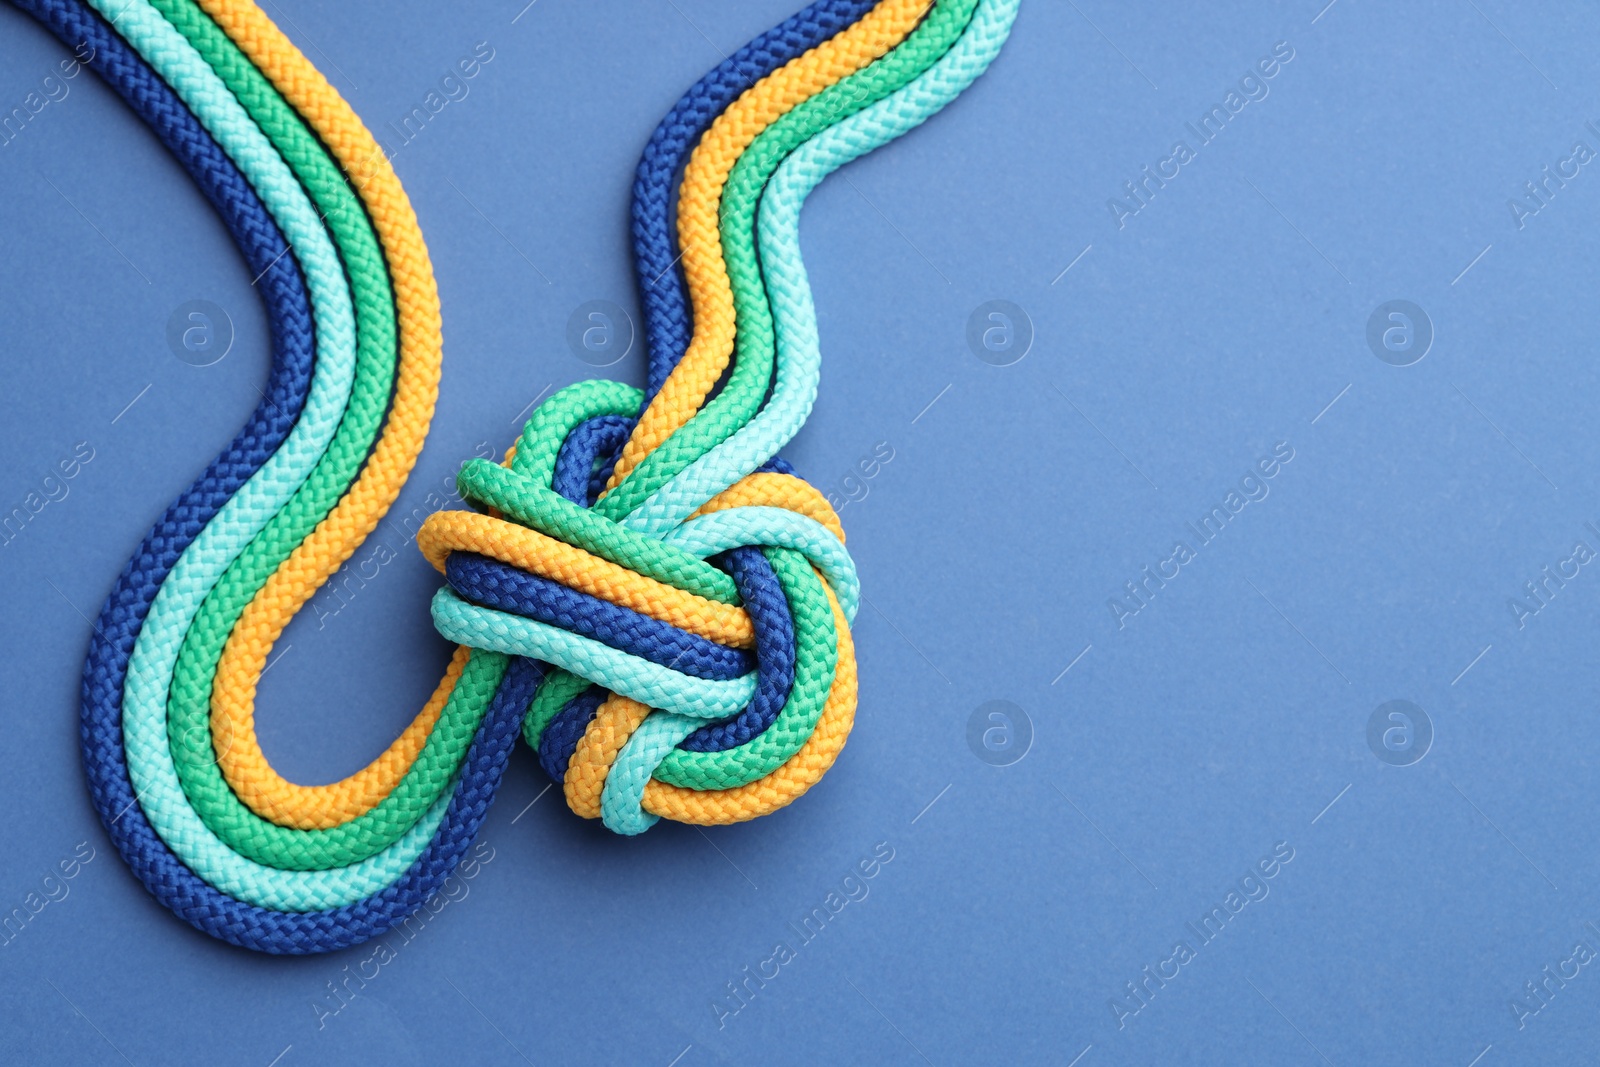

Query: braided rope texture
[[37, 0, 1017, 951]]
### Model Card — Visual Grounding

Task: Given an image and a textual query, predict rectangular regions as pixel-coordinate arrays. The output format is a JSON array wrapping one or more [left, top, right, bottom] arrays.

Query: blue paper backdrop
[[4, 1, 1600, 1063]]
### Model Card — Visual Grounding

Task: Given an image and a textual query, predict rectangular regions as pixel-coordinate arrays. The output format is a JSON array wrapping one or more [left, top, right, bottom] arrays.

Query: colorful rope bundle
[[23, 0, 1017, 952]]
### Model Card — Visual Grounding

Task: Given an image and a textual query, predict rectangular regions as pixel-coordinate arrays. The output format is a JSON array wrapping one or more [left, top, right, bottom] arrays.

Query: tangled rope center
[[416, 379, 859, 835]]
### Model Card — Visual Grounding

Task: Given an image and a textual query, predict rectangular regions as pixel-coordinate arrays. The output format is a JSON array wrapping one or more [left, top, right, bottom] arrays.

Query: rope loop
[[419, 381, 859, 834]]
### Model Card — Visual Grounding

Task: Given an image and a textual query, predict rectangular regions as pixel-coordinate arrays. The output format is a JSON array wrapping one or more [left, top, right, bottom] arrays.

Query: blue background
[[2, 0, 1598, 1063]]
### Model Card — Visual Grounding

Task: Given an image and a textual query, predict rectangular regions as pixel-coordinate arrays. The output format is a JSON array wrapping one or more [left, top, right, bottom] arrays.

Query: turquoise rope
[[621, 0, 1021, 536], [661, 507, 860, 622]]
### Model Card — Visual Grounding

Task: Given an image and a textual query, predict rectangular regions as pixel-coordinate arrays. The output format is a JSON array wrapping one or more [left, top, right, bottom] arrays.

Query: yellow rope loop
[[644, 581, 856, 824], [564, 696, 653, 820], [694, 472, 847, 541], [198, 0, 876, 833]]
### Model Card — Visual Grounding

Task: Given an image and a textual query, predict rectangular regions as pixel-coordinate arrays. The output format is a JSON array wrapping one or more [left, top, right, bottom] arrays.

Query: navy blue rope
[[534, 544, 796, 779], [445, 552, 752, 681], [552, 413, 798, 510], [48, 0, 862, 954], [679, 547, 795, 750], [553, 413, 636, 507], [537, 685, 608, 783]]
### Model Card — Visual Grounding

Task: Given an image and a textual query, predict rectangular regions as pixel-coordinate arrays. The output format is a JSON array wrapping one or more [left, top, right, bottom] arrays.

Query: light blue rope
[[95, 0, 1019, 849], [662, 507, 860, 622]]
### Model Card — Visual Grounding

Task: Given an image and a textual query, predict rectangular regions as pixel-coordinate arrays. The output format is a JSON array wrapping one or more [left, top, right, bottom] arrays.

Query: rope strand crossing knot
[[418, 378, 860, 835]]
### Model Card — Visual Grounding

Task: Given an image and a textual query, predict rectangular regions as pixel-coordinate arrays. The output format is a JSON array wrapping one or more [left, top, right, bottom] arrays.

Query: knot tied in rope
[[37, 0, 1018, 951], [418, 379, 859, 835]]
